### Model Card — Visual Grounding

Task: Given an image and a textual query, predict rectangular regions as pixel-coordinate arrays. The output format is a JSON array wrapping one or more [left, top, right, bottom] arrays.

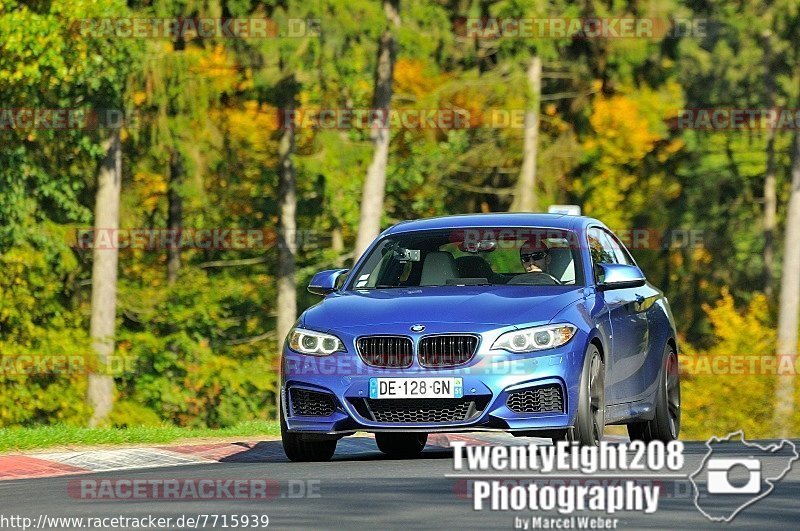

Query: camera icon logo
[[706, 458, 761, 495], [690, 431, 798, 522]]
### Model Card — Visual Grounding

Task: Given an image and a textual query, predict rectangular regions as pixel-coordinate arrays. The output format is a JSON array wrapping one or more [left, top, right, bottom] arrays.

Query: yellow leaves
[[702, 288, 774, 356], [449, 86, 489, 128], [678, 290, 784, 438], [132, 91, 147, 105], [210, 100, 279, 208], [691, 246, 712, 266], [223, 101, 279, 159], [298, 90, 314, 109], [589, 94, 659, 163], [657, 138, 684, 162], [196, 44, 238, 94], [237, 73, 253, 92], [355, 79, 372, 94], [199, 44, 228, 70], [580, 82, 685, 229], [393, 58, 440, 97], [133, 171, 167, 212]]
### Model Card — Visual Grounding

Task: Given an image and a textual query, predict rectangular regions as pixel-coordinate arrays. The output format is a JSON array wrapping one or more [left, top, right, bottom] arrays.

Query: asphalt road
[[1, 436, 798, 530]]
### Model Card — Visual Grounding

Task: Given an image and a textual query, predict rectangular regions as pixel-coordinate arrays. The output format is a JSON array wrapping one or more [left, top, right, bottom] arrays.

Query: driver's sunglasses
[[521, 251, 548, 262]]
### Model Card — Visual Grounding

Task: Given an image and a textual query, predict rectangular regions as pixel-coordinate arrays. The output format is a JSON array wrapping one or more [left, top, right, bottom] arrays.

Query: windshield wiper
[[445, 278, 490, 286]]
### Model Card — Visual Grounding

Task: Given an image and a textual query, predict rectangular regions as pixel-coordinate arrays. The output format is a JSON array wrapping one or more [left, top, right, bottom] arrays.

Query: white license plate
[[369, 377, 463, 399]]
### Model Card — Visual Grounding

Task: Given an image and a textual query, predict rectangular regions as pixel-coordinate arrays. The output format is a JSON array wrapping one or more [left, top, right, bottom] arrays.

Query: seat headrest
[[547, 247, 575, 284], [420, 251, 459, 286], [455, 255, 494, 279]]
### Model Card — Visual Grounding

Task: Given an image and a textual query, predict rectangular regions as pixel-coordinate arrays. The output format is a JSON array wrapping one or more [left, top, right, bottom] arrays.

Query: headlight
[[492, 324, 577, 353], [288, 328, 346, 356]]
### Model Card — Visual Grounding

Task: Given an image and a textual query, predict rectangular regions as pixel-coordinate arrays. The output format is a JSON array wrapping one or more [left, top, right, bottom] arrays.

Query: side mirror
[[596, 263, 646, 291], [308, 269, 349, 296]]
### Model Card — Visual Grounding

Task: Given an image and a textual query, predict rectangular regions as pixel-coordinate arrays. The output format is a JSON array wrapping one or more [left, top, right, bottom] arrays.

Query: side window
[[603, 229, 635, 266], [335, 271, 349, 289], [587, 228, 617, 266], [588, 228, 617, 283]]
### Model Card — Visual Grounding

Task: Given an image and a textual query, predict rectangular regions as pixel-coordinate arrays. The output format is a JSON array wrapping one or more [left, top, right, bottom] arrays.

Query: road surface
[[0, 435, 798, 530]]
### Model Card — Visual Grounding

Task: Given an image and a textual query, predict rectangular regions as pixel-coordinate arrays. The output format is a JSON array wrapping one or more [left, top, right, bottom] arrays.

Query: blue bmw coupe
[[280, 214, 681, 461]]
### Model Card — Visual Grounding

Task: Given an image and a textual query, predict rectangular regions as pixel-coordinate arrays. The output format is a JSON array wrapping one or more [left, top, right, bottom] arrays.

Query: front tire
[[627, 343, 681, 443], [280, 397, 337, 462], [553, 344, 605, 446], [375, 432, 428, 458]]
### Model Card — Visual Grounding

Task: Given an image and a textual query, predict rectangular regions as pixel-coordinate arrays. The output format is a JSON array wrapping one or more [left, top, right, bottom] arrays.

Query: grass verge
[[0, 420, 281, 453]]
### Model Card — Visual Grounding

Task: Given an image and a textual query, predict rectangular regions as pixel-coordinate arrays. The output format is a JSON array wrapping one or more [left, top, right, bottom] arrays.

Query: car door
[[588, 227, 650, 404], [604, 229, 663, 401]]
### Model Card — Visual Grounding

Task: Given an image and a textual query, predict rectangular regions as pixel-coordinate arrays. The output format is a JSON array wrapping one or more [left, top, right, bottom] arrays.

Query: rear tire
[[627, 343, 680, 443], [375, 432, 428, 458], [280, 396, 337, 462], [553, 344, 605, 446]]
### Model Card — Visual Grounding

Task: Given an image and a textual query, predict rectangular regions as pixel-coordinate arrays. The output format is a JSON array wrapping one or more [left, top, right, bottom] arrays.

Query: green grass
[[0, 420, 281, 453]]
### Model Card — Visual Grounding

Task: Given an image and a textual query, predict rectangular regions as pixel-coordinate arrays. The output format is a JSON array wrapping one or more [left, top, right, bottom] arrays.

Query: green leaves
[[1, 0, 796, 433]]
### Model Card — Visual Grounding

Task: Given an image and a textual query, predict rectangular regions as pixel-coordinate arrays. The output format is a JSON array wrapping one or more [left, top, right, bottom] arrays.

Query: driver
[[519, 239, 550, 274]]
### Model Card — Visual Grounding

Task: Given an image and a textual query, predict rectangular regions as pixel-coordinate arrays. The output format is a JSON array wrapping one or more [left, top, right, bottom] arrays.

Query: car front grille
[[417, 334, 479, 367], [359, 397, 488, 423], [356, 336, 413, 368], [289, 388, 337, 417], [506, 384, 564, 414]]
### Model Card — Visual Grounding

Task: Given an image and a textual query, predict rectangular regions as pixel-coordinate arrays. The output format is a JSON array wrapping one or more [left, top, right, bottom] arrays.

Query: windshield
[[347, 227, 584, 289]]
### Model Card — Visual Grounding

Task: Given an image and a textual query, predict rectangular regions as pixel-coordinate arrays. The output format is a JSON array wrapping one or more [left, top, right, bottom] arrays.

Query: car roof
[[383, 213, 603, 236]]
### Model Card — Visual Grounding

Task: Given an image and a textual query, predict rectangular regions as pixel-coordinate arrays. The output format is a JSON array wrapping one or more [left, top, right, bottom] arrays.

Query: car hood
[[302, 285, 585, 330]]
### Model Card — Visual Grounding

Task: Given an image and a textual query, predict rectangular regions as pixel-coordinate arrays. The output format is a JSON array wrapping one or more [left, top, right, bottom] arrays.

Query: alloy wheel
[[665, 350, 681, 439], [588, 352, 605, 444]]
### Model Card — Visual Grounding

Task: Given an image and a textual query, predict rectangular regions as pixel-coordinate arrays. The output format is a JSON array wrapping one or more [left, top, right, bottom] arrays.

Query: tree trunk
[[765, 127, 777, 297], [167, 150, 183, 285], [276, 104, 297, 352], [88, 129, 122, 427], [510, 56, 541, 213], [763, 36, 777, 298], [353, 0, 400, 259], [774, 125, 800, 437], [166, 29, 186, 285], [331, 219, 344, 268]]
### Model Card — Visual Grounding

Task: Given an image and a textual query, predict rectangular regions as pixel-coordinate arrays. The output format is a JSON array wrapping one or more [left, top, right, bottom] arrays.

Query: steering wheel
[[536, 272, 562, 285]]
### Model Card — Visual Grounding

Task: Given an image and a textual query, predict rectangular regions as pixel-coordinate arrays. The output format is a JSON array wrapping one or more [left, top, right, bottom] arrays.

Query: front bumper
[[281, 326, 587, 435]]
